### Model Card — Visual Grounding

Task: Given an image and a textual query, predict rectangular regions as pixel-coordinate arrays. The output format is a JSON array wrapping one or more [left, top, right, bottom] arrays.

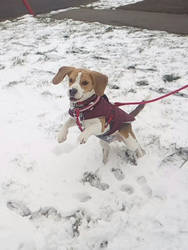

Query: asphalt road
[[0, 0, 95, 20], [1, 0, 188, 34], [51, 7, 188, 35]]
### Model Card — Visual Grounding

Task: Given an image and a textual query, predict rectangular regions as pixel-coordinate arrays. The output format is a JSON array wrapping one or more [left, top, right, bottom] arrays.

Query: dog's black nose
[[69, 88, 78, 97]]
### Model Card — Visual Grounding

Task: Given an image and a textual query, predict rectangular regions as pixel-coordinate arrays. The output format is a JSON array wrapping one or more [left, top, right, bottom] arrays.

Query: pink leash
[[22, 0, 35, 16], [114, 85, 188, 107], [75, 109, 84, 132]]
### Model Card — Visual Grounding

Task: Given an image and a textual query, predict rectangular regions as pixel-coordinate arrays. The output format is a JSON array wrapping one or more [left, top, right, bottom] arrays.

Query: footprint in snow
[[120, 184, 134, 195], [73, 193, 92, 203], [111, 168, 125, 181], [30, 207, 62, 220], [137, 176, 147, 185], [137, 176, 152, 198], [82, 172, 109, 191], [7, 200, 31, 217]]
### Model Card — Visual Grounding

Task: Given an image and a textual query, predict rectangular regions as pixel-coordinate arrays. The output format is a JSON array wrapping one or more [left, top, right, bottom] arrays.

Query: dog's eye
[[82, 81, 88, 86], [69, 78, 73, 83]]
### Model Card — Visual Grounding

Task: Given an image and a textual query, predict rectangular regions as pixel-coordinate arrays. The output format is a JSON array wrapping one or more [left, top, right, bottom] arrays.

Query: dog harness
[[69, 95, 135, 141]]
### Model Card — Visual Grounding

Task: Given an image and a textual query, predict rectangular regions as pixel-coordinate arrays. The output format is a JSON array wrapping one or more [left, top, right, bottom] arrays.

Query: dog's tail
[[129, 94, 151, 117]]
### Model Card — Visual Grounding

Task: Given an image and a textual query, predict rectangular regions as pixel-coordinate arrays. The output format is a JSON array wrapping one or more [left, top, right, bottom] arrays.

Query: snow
[[0, 3, 188, 250], [85, 0, 143, 9]]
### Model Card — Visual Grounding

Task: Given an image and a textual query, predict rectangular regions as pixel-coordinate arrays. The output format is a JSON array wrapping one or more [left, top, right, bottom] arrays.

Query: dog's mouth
[[69, 96, 81, 102]]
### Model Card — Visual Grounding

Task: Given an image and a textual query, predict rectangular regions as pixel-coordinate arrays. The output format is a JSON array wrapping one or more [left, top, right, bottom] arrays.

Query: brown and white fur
[[52, 66, 145, 164]]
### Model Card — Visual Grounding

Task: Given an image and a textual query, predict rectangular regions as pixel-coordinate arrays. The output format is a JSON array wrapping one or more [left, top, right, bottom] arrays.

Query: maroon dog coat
[[69, 95, 135, 140]]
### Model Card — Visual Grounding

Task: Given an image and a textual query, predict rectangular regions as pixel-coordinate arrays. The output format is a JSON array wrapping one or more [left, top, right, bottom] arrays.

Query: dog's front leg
[[58, 117, 76, 143], [78, 119, 102, 144]]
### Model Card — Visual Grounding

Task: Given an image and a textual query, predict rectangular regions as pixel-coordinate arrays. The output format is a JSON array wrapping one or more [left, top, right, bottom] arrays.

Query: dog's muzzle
[[69, 88, 79, 101], [69, 88, 78, 97]]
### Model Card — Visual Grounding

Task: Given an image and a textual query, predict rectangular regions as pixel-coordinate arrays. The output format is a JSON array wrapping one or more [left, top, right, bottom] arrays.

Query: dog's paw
[[78, 133, 88, 144], [125, 150, 137, 166], [57, 129, 68, 143]]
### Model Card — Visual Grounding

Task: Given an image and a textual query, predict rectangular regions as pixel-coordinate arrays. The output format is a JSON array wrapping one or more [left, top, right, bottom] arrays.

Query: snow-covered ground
[[0, 5, 188, 250], [85, 0, 143, 9], [51, 0, 143, 13]]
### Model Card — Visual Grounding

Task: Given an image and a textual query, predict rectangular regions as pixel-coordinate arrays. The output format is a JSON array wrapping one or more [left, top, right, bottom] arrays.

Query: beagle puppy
[[52, 66, 145, 164]]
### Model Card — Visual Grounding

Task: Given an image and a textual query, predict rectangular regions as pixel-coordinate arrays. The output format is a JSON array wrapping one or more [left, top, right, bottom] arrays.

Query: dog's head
[[52, 66, 108, 102]]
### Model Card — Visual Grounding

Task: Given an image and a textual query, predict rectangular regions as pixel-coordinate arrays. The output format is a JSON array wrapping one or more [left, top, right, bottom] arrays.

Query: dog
[[52, 66, 145, 164]]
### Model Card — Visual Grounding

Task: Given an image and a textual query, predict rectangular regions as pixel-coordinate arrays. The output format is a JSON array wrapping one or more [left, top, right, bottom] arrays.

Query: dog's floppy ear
[[52, 66, 75, 84], [90, 71, 108, 96]]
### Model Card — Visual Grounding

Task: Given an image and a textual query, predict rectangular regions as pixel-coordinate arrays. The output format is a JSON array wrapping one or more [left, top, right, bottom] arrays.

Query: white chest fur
[[81, 117, 109, 136]]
